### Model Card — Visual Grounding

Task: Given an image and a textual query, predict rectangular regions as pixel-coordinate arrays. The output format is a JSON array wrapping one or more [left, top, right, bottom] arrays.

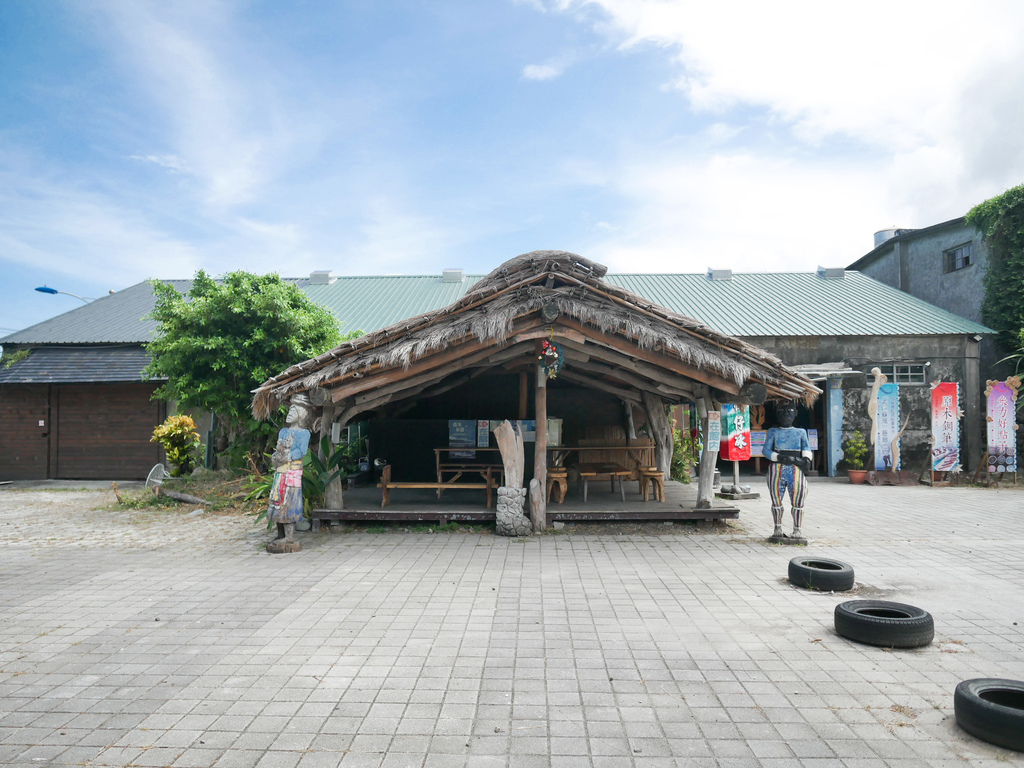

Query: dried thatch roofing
[[252, 250, 819, 420]]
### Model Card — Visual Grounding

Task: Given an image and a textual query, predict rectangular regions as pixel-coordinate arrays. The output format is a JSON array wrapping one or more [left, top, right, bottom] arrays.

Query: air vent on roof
[[817, 266, 846, 279], [442, 268, 464, 283], [309, 270, 335, 285], [707, 268, 732, 281]]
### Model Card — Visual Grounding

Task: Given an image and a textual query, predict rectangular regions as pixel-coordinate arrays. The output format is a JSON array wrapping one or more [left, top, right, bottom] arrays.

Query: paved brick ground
[[1, 481, 1022, 767]]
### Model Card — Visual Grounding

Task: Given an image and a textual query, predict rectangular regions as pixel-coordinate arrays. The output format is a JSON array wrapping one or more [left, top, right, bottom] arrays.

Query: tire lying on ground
[[788, 557, 855, 591], [833, 600, 934, 648], [954, 678, 1024, 752]]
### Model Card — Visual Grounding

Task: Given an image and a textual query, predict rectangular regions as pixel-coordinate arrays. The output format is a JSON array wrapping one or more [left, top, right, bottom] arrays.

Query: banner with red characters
[[720, 403, 751, 461]]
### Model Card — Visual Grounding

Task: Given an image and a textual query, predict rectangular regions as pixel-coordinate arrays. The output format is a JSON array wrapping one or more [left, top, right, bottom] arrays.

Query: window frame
[[944, 242, 973, 273], [865, 363, 928, 386]]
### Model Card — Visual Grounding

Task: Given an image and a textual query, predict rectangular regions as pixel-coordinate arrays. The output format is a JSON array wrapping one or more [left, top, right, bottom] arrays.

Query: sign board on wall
[[449, 419, 476, 459], [750, 430, 767, 456]]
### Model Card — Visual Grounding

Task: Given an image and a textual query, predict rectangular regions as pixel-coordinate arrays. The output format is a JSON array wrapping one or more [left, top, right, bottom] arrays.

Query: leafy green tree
[[144, 271, 351, 466], [966, 183, 1024, 348]]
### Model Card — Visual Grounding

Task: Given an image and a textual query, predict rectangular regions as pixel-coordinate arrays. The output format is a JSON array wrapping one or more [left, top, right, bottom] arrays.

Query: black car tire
[[954, 678, 1024, 752], [788, 557, 855, 591], [833, 600, 934, 648]]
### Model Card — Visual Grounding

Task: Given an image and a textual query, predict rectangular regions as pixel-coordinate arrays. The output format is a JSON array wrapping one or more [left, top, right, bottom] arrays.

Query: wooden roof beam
[[557, 369, 643, 403], [327, 319, 547, 403], [556, 317, 743, 395]]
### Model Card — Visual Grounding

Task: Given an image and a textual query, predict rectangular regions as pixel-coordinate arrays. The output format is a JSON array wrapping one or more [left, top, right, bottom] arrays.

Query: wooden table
[[574, 462, 632, 502], [434, 448, 504, 498]]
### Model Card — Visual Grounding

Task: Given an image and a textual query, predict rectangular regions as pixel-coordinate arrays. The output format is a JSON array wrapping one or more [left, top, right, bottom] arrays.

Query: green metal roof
[[301, 275, 484, 337], [0, 270, 991, 346], [605, 271, 992, 336]]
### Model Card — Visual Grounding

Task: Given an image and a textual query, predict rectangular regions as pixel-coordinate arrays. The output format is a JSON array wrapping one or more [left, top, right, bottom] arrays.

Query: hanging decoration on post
[[538, 339, 564, 379], [986, 376, 1020, 474], [930, 381, 962, 473]]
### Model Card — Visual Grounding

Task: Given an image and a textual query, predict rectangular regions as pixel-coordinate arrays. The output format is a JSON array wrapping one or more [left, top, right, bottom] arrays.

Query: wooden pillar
[[623, 399, 637, 441], [641, 391, 673, 476], [322, 404, 345, 510], [518, 371, 529, 420], [532, 363, 547, 531], [695, 397, 715, 509]]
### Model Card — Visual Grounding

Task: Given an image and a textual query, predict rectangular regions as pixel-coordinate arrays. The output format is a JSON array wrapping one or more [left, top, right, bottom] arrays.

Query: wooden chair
[[546, 466, 568, 504], [638, 467, 665, 502]]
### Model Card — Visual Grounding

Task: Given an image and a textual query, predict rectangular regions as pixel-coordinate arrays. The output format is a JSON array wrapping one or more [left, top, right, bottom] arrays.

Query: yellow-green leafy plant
[[151, 415, 202, 477], [843, 430, 870, 470]]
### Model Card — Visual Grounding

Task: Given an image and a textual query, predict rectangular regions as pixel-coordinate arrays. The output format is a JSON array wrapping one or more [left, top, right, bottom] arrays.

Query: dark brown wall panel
[[0, 384, 51, 480], [55, 383, 164, 479]]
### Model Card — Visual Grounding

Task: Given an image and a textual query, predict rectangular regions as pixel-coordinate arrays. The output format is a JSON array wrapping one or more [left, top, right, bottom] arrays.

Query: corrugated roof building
[[0, 264, 993, 480]]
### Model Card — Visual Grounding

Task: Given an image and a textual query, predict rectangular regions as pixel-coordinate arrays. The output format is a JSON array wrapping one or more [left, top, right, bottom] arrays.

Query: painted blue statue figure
[[761, 401, 812, 545], [267, 393, 313, 554]]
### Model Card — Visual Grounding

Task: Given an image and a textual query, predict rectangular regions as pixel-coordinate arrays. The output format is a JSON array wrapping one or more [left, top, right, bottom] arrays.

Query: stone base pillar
[[495, 486, 531, 537]]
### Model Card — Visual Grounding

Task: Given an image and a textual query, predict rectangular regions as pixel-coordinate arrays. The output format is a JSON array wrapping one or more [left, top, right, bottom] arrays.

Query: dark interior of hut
[[365, 369, 645, 484]]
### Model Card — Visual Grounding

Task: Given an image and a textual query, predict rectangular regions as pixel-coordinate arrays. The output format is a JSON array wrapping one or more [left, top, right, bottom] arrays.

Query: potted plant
[[843, 431, 871, 484]]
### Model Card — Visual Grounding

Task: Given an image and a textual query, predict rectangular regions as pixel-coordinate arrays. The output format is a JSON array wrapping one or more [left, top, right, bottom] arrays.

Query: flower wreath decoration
[[539, 339, 564, 379]]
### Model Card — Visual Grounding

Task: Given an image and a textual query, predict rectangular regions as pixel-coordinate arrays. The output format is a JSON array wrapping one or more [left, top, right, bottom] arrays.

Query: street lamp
[[35, 286, 96, 303]]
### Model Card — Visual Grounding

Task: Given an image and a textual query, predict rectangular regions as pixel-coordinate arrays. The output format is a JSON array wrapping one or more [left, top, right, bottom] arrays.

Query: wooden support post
[[533, 362, 547, 532], [623, 399, 637, 441], [519, 370, 529, 420], [324, 406, 345, 511], [641, 391, 673, 479], [695, 397, 715, 508]]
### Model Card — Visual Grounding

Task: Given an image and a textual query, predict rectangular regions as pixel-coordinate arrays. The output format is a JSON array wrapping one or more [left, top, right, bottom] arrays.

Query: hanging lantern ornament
[[538, 340, 564, 379]]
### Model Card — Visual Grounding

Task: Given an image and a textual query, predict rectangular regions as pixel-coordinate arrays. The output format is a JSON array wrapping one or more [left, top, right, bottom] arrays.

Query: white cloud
[[92, 0, 314, 209], [532, 0, 1024, 265], [130, 154, 190, 173], [522, 63, 564, 81], [573, 149, 898, 273]]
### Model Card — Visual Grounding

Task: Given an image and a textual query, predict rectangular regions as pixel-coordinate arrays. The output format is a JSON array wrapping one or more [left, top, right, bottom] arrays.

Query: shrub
[[151, 415, 202, 477], [843, 430, 870, 470]]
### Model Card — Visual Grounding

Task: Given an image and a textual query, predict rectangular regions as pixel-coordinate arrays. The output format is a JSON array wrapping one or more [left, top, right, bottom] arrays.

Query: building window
[[945, 243, 972, 272], [866, 364, 928, 385]]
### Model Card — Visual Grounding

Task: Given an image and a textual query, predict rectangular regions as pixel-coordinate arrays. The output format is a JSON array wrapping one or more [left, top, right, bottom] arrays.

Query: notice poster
[[986, 379, 1019, 473], [706, 411, 722, 451], [513, 420, 536, 442], [449, 419, 476, 459], [874, 382, 901, 470], [750, 430, 767, 456], [808, 429, 819, 451], [931, 382, 961, 472], [476, 420, 490, 448], [720, 404, 751, 461]]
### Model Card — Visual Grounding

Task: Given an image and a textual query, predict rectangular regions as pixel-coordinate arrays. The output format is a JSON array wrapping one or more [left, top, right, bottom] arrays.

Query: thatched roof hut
[[253, 251, 819, 518], [254, 251, 817, 416]]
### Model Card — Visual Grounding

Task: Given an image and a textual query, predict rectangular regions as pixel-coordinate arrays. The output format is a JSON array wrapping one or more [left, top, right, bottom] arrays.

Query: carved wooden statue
[[267, 394, 312, 554], [761, 401, 812, 545]]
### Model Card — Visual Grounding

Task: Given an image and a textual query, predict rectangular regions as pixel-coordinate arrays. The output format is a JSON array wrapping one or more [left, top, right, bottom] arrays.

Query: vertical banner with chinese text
[[706, 411, 722, 452], [930, 382, 960, 472], [986, 379, 1019, 473], [874, 382, 901, 470], [720, 404, 751, 461]]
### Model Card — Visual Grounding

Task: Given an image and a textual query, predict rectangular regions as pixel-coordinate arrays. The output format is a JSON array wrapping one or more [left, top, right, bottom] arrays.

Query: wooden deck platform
[[311, 478, 739, 528]]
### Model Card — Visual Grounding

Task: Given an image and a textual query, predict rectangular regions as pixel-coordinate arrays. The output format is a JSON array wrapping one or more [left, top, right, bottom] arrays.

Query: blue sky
[[4, 0, 1024, 335]]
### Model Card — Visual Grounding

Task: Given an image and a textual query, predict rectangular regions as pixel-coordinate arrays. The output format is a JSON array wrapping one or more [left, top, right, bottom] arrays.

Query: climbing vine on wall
[[966, 183, 1024, 348]]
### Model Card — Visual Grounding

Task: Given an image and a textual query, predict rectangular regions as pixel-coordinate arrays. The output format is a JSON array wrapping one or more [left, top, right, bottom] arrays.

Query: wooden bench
[[311, 508, 495, 529], [378, 464, 498, 508]]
